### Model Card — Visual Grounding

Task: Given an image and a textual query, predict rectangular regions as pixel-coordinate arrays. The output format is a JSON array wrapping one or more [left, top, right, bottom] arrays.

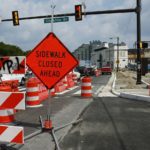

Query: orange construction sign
[[27, 32, 78, 89]]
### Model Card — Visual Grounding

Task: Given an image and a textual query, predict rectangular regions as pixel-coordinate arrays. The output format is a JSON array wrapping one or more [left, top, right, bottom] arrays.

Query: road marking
[[73, 90, 81, 95], [56, 86, 79, 95], [95, 86, 105, 96]]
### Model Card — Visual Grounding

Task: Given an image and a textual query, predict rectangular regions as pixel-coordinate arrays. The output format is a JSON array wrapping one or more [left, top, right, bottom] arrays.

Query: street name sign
[[26, 32, 78, 89], [44, 17, 69, 23]]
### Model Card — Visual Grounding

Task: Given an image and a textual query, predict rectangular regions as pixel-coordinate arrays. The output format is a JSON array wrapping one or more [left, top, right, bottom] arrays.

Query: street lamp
[[110, 37, 119, 72]]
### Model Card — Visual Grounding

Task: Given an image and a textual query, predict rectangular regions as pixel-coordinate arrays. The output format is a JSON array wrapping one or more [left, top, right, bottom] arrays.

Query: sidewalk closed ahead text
[[36, 50, 66, 77]]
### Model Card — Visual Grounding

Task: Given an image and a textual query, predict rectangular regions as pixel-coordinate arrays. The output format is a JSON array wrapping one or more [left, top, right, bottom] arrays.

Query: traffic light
[[75, 5, 82, 21], [12, 11, 19, 26], [137, 41, 148, 49], [142, 42, 148, 48]]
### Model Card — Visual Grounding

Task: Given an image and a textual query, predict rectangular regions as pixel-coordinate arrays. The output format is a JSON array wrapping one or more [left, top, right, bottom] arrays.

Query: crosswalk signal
[[75, 5, 82, 21], [12, 11, 19, 26]]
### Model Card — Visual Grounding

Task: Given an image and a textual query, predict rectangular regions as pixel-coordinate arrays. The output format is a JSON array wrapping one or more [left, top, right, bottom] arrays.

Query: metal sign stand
[[39, 86, 82, 150]]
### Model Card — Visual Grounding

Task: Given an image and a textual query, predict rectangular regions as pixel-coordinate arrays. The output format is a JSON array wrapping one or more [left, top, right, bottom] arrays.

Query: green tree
[[0, 42, 24, 56]]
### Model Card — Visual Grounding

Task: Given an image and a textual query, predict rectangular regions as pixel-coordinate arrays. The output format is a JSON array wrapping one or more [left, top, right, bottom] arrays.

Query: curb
[[111, 73, 150, 102], [120, 92, 150, 102], [111, 73, 120, 96]]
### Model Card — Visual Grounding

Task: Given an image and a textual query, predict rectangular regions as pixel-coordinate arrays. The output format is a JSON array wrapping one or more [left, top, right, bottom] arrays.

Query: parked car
[[76, 66, 87, 76], [86, 67, 96, 76], [101, 66, 112, 75]]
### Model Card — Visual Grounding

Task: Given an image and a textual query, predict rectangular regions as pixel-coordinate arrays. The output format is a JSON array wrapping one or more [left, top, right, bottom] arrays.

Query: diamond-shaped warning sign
[[27, 32, 78, 89]]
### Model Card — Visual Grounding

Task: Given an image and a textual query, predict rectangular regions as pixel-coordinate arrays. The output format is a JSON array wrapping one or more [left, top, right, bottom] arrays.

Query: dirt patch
[[115, 71, 147, 89]]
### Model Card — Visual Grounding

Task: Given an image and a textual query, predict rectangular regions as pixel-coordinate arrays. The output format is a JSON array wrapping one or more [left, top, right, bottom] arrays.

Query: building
[[91, 42, 128, 70], [73, 40, 128, 70], [73, 41, 102, 66]]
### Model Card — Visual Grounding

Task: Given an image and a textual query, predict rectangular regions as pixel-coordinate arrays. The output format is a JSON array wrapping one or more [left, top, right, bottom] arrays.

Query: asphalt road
[[60, 96, 150, 150], [15, 75, 110, 137]]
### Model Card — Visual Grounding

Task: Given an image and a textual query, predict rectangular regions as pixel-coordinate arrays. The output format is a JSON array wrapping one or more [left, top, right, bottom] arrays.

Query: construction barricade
[[81, 76, 92, 98], [67, 72, 75, 88], [55, 80, 66, 93], [63, 76, 68, 90], [0, 109, 15, 124], [94, 69, 101, 77], [0, 83, 16, 123], [50, 88, 56, 96], [38, 79, 48, 102], [1, 80, 19, 92]]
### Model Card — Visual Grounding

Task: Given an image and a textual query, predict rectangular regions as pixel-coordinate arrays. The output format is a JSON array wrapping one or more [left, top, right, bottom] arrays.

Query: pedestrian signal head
[[12, 11, 19, 26], [75, 5, 82, 21]]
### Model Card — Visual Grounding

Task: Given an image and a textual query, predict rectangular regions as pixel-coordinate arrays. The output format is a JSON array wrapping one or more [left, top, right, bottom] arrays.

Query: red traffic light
[[75, 5, 82, 21]]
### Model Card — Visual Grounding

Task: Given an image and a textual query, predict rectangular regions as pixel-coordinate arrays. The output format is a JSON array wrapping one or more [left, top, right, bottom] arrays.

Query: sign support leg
[[37, 87, 83, 150]]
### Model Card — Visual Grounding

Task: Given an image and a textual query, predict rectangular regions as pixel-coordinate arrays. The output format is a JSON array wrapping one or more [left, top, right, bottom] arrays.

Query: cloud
[[0, 0, 149, 52]]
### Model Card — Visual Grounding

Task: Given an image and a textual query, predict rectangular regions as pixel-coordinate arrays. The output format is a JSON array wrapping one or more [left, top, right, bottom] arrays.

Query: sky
[[0, 0, 150, 52]]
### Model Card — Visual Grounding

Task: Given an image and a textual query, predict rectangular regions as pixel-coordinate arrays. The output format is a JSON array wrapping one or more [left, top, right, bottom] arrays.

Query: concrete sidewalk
[[112, 72, 150, 102]]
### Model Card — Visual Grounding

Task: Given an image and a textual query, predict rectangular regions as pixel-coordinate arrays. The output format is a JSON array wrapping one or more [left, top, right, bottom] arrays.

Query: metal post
[[51, 5, 56, 32], [117, 37, 119, 72], [109, 48, 110, 66], [136, 0, 142, 84]]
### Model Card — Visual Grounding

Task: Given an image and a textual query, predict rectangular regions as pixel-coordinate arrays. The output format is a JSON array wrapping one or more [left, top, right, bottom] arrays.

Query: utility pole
[[110, 37, 119, 72], [136, 0, 142, 84], [117, 37, 119, 72]]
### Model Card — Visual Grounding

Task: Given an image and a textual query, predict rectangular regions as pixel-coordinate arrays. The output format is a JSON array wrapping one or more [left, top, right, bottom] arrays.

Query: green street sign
[[44, 17, 69, 23]]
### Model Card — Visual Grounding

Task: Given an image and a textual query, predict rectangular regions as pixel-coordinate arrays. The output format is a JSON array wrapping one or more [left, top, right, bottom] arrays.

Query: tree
[[0, 42, 24, 56]]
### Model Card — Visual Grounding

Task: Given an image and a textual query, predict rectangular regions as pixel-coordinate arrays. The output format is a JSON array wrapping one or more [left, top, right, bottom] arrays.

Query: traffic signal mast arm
[[2, 8, 136, 23]]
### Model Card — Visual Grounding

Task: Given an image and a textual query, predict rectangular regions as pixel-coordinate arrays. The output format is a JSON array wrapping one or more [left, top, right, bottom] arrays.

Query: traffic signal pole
[[136, 0, 142, 84], [1, 4, 142, 84]]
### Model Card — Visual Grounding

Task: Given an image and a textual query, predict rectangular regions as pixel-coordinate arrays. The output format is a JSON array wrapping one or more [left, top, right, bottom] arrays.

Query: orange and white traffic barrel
[[0, 84, 15, 123], [72, 73, 78, 85], [26, 78, 42, 108], [81, 76, 92, 97], [0, 109, 15, 123]]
